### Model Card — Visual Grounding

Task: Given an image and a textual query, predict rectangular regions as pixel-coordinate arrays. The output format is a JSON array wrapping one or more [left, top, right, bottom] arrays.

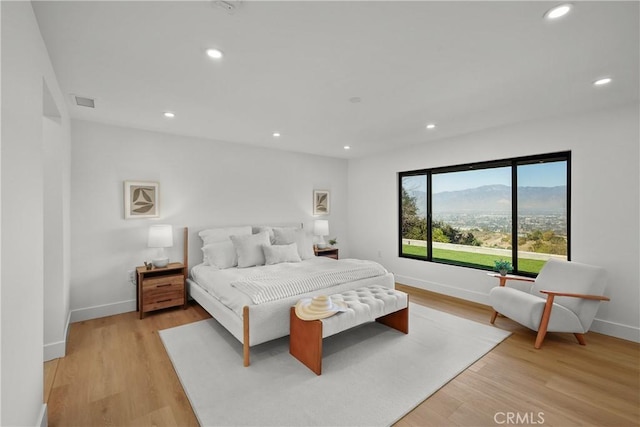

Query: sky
[[402, 161, 567, 194]]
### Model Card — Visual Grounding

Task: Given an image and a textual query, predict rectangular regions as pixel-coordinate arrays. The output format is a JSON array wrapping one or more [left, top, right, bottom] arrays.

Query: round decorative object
[[295, 295, 348, 320], [152, 257, 169, 268]]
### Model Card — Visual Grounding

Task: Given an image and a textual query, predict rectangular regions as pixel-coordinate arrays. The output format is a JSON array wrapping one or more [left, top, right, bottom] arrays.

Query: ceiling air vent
[[72, 95, 95, 108], [212, 0, 241, 14]]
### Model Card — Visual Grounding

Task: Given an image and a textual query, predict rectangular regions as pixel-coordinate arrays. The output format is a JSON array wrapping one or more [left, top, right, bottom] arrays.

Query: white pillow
[[202, 241, 237, 269], [198, 226, 252, 265], [294, 230, 316, 260], [253, 226, 275, 244], [263, 243, 302, 265], [273, 228, 315, 260], [199, 226, 252, 245], [272, 227, 299, 245], [231, 231, 271, 268]]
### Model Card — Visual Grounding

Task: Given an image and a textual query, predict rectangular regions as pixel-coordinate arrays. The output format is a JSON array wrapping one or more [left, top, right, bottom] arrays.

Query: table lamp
[[314, 220, 329, 249], [148, 224, 173, 268]]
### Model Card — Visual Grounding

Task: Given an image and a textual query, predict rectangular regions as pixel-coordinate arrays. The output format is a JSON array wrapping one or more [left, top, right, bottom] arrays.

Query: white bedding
[[190, 257, 389, 316]]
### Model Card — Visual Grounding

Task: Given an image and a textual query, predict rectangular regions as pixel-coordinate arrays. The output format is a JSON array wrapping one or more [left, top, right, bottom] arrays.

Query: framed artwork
[[313, 190, 330, 216], [124, 181, 159, 219]]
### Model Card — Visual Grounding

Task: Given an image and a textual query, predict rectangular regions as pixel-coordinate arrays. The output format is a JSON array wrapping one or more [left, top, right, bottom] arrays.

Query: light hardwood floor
[[45, 285, 640, 426]]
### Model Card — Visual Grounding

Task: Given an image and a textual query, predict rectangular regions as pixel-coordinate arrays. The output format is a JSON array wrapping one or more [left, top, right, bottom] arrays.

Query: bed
[[184, 224, 395, 366]]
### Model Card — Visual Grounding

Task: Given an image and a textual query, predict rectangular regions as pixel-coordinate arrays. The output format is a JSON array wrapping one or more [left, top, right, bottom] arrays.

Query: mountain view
[[409, 184, 567, 216]]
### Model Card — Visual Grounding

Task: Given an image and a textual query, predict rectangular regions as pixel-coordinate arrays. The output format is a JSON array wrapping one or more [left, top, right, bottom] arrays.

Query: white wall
[[1, 1, 71, 425], [43, 112, 71, 361], [348, 104, 640, 342], [70, 120, 348, 320]]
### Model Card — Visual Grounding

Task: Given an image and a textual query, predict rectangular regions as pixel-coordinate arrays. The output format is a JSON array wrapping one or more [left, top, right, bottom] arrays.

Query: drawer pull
[[157, 299, 172, 303], [157, 284, 172, 287]]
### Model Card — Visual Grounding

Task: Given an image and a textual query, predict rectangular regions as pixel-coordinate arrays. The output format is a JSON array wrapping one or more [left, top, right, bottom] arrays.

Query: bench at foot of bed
[[289, 285, 409, 375]]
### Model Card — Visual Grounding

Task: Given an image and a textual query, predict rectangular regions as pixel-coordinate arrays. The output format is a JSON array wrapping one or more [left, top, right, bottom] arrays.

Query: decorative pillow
[[294, 230, 316, 260], [253, 226, 276, 244], [273, 228, 315, 260], [198, 226, 252, 265], [273, 227, 298, 245], [201, 241, 237, 269], [230, 231, 271, 268], [263, 243, 302, 265], [199, 226, 252, 245]]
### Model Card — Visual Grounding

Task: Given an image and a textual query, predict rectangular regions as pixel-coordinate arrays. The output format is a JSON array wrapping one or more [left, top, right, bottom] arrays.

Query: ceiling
[[32, 1, 639, 159]]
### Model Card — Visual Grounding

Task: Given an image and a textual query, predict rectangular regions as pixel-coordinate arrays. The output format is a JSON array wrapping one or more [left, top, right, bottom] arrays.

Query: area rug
[[159, 303, 510, 427]]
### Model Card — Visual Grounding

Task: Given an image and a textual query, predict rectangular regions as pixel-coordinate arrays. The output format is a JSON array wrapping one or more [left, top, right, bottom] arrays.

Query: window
[[401, 174, 428, 257], [399, 152, 570, 276]]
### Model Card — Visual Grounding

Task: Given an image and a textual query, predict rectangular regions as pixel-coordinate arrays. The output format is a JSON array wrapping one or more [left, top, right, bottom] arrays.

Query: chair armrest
[[539, 290, 610, 301], [488, 273, 535, 287], [502, 276, 536, 283]]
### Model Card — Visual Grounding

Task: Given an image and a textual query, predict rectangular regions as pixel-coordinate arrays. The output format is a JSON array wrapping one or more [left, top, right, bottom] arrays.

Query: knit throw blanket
[[231, 262, 387, 304]]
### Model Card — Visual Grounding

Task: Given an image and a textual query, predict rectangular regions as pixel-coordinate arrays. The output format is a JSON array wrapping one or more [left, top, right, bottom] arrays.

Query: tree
[[432, 227, 449, 243], [433, 220, 481, 246], [401, 187, 426, 240]]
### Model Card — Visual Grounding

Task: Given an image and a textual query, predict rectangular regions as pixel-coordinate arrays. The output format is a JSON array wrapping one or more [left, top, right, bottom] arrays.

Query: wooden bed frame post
[[183, 227, 188, 271], [243, 306, 250, 366]]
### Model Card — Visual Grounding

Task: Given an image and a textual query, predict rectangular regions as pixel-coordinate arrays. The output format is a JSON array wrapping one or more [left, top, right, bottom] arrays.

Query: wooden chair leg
[[574, 333, 586, 346], [534, 329, 548, 349], [490, 310, 499, 324], [534, 295, 555, 349]]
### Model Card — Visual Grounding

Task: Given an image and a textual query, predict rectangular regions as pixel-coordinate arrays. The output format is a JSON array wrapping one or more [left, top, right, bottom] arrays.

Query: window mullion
[[427, 172, 432, 261], [511, 161, 518, 273]]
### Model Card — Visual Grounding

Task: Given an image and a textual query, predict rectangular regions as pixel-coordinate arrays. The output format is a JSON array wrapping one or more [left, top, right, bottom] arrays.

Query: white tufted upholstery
[[290, 285, 408, 374], [320, 285, 408, 338]]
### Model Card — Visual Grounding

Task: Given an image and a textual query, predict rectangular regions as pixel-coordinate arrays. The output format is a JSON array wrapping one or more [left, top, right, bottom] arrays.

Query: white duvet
[[190, 257, 389, 316]]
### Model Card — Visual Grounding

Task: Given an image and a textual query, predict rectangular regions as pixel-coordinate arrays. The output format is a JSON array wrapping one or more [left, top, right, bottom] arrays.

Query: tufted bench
[[289, 285, 409, 375]]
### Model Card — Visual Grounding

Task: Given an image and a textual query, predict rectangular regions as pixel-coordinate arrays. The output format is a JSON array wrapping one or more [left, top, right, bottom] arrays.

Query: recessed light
[[593, 77, 612, 86], [426, 123, 436, 130], [163, 112, 175, 118], [344, 145, 351, 150], [272, 132, 281, 137], [544, 3, 572, 20], [206, 48, 224, 59]]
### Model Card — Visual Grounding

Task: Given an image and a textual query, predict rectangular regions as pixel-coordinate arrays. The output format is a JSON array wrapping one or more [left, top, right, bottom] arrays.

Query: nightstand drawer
[[142, 274, 184, 289], [141, 274, 184, 313], [142, 292, 184, 312]]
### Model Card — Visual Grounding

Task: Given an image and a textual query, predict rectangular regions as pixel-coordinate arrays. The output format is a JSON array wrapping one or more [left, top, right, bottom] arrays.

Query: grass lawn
[[401, 245, 545, 274]]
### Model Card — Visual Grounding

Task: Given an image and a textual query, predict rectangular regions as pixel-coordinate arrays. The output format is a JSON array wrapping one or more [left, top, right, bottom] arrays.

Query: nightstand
[[137, 262, 186, 319], [314, 247, 339, 260]]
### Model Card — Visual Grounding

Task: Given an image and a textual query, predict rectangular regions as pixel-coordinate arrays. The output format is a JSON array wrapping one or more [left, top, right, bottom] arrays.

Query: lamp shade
[[314, 220, 329, 236], [148, 225, 173, 248]]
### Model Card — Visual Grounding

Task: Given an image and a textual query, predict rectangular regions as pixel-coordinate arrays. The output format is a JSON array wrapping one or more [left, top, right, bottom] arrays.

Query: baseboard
[[395, 274, 490, 306], [43, 311, 72, 361], [44, 340, 65, 362], [70, 299, 136, 323], [591, 318, 640, 343], [396, 274, 640, 344], [37, 404, 47, 427]]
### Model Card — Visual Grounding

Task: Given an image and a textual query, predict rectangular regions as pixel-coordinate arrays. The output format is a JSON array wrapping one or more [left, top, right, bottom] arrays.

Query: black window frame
[[398, 151, 571, 277]]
